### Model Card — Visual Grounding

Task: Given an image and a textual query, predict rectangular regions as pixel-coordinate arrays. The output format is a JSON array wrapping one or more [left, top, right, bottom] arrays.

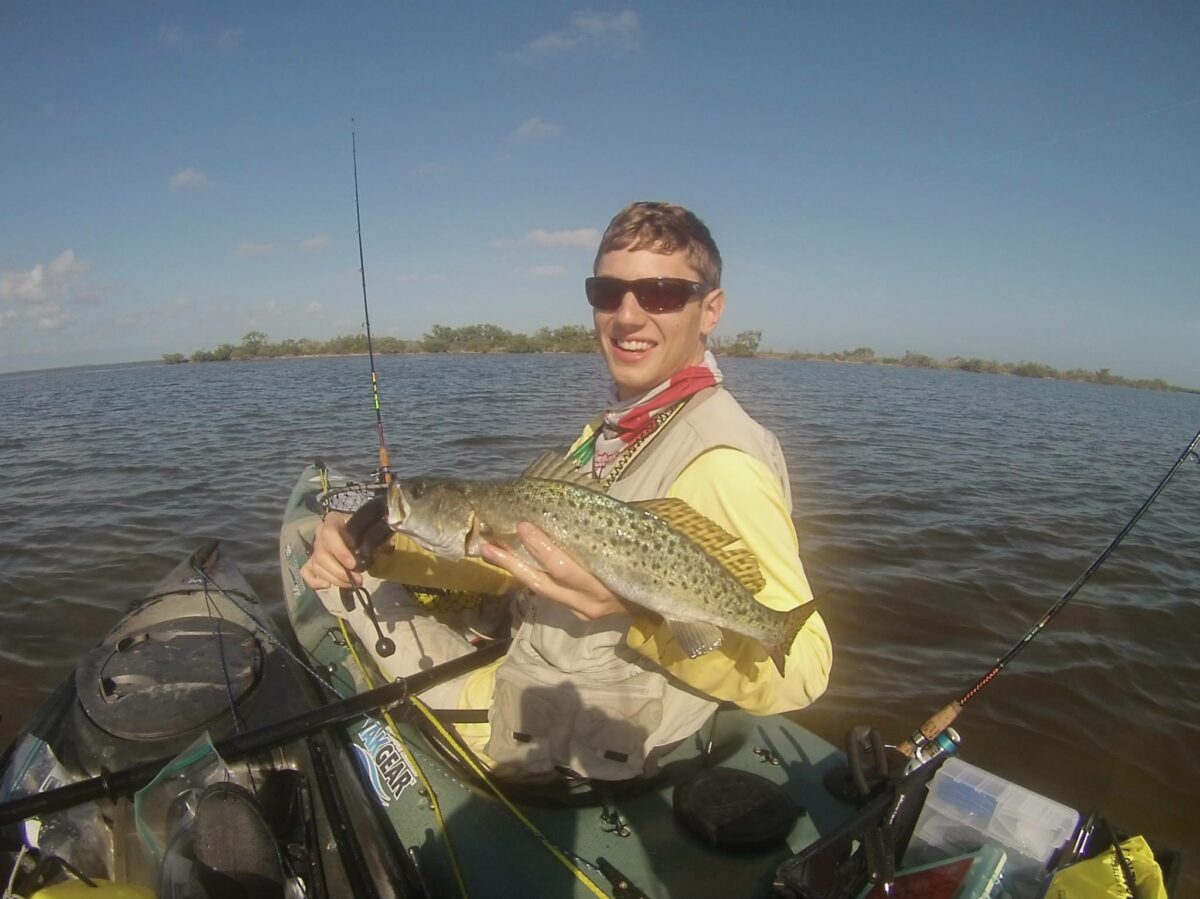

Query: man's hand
[[300, 511, 362, 590], [479, 522, 634, 621]]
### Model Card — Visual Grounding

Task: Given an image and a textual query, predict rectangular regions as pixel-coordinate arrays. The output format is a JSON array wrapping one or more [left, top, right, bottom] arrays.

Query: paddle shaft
[[0, 639, 509, 827], [898, 428, 1200, 757]]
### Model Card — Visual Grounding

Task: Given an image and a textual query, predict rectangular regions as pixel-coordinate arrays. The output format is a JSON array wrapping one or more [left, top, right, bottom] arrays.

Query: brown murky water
[[2, 354, 1197, 891]]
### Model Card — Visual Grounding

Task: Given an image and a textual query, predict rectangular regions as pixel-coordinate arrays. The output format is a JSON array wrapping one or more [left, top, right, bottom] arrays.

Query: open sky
[[3, 3, 1198, 385]]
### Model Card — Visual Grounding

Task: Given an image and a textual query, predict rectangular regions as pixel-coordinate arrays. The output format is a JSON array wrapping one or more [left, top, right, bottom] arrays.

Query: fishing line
[[188, 560, 343, 700], [899, 427, 1200, 757], [200, 581, 245, 736], [352, 126, 392, 486], [343, 129, 399, 654]]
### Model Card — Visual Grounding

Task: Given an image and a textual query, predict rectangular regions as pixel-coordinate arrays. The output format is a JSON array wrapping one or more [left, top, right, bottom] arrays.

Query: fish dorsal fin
[[629, 498, 739, 554], [666, 619, 725, 660], [630, 497, 765, 592], [711, 548, 767, 594], [520, 450, 596, 488]]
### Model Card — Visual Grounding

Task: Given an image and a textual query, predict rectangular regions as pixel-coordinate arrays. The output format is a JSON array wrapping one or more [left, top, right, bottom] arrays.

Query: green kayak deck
[[281, 464, 859, 898]]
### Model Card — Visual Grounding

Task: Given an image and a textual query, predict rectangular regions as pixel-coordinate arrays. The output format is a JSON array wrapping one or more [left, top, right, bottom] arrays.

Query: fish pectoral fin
[[521, 450, 596, 488], [666, 619, 725, 660], [629, 498, 739, 554], [711, 548, 767, 594]]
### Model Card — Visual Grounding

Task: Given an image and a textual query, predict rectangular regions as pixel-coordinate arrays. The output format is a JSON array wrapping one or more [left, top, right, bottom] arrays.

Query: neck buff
[[572, 350, 724, 480]]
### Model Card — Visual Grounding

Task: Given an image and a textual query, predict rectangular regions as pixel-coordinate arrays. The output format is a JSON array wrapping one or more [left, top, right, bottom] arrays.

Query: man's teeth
[[616, 339, 653, 351]]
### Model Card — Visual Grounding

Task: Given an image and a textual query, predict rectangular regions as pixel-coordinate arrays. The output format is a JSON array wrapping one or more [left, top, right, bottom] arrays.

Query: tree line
[[778, 346, 1193, 393], [164, 327, 1195, 393]]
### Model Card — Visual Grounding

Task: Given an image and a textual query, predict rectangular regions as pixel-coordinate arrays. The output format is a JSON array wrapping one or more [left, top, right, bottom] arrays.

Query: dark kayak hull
[[0, 540, 415, 897]]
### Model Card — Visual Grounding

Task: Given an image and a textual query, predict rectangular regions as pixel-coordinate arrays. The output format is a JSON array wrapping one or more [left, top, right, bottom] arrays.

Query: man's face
[[593, 249, 725, 400]]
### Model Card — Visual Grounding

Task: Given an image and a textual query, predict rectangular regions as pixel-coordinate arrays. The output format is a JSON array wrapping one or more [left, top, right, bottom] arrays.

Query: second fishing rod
[[897, 427, 1200, 761]]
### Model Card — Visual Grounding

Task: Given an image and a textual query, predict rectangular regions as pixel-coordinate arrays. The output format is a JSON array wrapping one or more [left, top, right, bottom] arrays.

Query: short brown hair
[[594, 201, 722, 287]]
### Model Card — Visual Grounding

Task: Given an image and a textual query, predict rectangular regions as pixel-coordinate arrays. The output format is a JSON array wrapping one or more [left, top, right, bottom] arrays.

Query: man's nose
[[614, 291, 645, 322]]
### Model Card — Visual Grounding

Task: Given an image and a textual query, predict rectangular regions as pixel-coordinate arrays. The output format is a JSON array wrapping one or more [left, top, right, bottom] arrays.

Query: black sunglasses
[[585, 276, 711, 313]]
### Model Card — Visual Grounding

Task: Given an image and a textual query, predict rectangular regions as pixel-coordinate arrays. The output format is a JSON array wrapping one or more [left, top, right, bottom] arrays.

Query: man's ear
[[699, 288, 725, 338]]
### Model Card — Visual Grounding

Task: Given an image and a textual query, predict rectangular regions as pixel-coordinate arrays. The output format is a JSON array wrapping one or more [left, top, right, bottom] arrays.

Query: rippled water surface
[[1, 355, 1197, 891]]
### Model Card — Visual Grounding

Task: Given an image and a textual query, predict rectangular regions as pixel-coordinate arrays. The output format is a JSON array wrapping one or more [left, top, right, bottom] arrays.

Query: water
[[1, 355, 1197, 891]]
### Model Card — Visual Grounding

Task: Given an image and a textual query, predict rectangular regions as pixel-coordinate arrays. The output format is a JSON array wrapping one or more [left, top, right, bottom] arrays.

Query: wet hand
[[479, 522, 633, 621], [300, 511, 362, 590]]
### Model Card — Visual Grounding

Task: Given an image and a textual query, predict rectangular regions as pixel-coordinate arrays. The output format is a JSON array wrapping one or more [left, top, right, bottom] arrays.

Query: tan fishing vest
[[485, 387, 794, 781]]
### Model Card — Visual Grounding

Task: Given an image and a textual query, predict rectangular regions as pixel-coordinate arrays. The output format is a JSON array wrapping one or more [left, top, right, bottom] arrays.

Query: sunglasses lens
[[585, 278, 624, 310], [586, 278, 702, 312], [638, 281, 692, 313]]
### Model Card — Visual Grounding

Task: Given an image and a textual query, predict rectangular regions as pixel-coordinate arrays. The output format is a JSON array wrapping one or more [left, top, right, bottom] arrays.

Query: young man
[[301, 201, 831, 780]]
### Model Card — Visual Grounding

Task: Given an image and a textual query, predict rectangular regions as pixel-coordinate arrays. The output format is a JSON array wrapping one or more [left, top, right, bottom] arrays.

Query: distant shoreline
[[163, 329, 1199, 395]]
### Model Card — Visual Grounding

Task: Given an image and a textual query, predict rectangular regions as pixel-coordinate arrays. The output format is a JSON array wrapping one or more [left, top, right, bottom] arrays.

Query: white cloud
[[298, 235, 330, 254], [518, 265, 568, 280], [0, 250, 91, 304], [306, 301, 325, 316], [508, 11, 641, 63], [170, 167, 210, 190], [526, 228, 599, 249], [29, 303, 66, 329], [233, 241, 274, 260], [512, 117, 564, 143], [217, 27, 245, 53]]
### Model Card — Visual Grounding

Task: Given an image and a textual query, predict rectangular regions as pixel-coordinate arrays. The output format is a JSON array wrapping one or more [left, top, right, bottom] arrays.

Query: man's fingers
[[516, 523, 584, 582], [317, 520, 359, 571], [480, 542, 545, 591], [301, 552, 360, 590]]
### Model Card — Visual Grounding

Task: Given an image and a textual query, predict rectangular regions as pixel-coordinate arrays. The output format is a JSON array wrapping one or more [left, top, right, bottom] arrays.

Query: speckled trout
[[385, 453, 815, 673]]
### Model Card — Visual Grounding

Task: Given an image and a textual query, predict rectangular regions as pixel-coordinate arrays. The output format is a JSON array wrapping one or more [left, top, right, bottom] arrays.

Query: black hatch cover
[[75, 617, 263, 741]]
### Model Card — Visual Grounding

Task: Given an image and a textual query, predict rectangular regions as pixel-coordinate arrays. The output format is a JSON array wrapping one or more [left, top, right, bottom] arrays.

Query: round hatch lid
[[76, 616, 263, 741]]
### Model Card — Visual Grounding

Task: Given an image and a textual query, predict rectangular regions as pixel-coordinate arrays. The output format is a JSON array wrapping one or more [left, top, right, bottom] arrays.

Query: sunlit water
[[1, 355, 1197, 891]]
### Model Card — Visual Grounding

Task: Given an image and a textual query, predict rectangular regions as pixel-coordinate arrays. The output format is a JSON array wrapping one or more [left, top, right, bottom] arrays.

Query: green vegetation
[[170, 330, 1196, 394], [173, 325, 597, 364], [710, 330, 762, 357], [780, 346, 1193, 393]]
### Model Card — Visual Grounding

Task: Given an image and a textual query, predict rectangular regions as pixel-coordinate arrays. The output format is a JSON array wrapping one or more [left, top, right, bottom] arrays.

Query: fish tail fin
[[768, 602, 818, 676]]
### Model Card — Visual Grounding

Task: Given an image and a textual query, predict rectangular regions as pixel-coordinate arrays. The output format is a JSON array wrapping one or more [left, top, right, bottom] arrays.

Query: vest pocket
[[567, 681, 665, 780], [484, 672, 560, 777]]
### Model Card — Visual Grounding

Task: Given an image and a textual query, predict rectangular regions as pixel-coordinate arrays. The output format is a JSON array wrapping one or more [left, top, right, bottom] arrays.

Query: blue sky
[[2, 3, 1198, 384]]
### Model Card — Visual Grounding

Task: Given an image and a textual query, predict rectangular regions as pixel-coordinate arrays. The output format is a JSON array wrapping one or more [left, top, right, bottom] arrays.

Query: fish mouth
[[386, 482, 410, 528]]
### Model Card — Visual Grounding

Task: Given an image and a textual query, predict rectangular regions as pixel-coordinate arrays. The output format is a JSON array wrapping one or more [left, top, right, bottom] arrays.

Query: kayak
[[0, 539, 415, 898], [0, 462, 1180, 898]]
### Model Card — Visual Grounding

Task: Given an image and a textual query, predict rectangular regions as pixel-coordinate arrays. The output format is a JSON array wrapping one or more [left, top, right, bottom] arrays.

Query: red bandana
[[588, 351, 723, 478]]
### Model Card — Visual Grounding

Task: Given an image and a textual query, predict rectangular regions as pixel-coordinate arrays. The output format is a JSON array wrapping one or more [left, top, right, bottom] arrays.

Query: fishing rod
[[0, 639, 511, 827], [352, 127, 391, 486], [898, 427, 1200, 758]]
